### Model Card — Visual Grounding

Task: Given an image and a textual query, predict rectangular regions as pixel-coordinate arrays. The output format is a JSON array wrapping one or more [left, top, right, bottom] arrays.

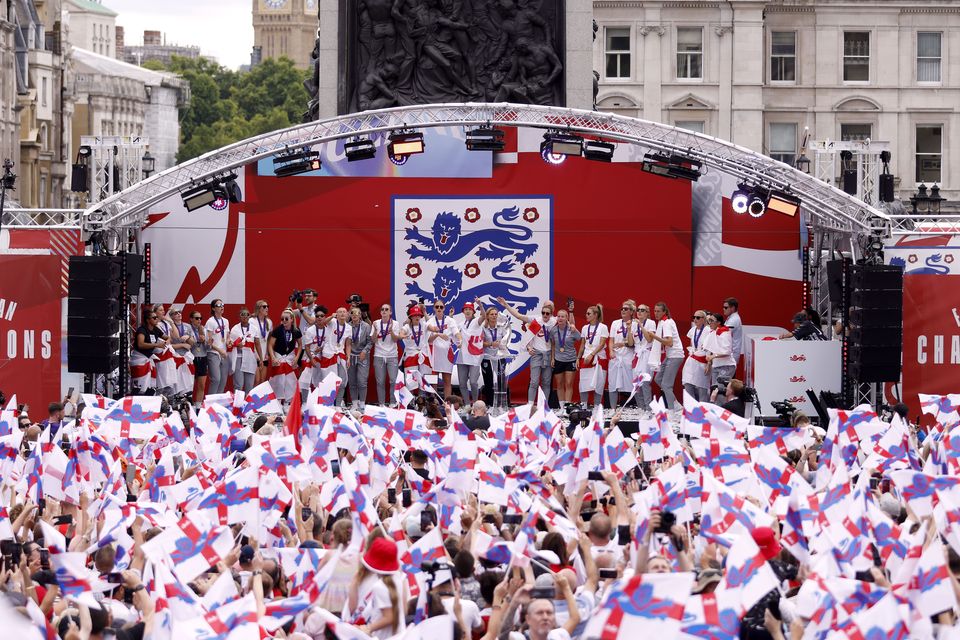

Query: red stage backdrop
[[886, 235, 960, 420]]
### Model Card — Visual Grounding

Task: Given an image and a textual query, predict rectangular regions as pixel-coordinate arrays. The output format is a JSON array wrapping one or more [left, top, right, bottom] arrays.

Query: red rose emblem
[[946, 255, 955, 264], [523, 207, 539, 223], [406, 208, 422, 223], [405, 263, 422, 278], [522, 262, 540, 278], [907, 254, 918, 263], [464, 208, 481, 223], [464, 263, 481, 278]]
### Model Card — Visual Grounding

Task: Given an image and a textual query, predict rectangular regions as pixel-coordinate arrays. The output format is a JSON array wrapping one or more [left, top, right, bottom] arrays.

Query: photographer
[[292, 288, 318, 334], [719, 378, 749, 418]]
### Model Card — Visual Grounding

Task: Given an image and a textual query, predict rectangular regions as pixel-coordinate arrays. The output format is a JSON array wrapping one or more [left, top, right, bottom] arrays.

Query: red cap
[[408, 306, 423, 318], [463, 302, 475, 311], [362, 537, 400, 574], [751, 526, 782, 560]]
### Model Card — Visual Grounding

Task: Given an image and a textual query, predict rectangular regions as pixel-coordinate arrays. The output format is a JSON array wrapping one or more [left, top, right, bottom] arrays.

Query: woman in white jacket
[[681, 310, 711, 402], [703, 311, 736, 390]]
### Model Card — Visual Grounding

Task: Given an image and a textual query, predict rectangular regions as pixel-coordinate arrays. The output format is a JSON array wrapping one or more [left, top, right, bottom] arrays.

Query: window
[[41, 77, 47, 106], [917, 32, 941, 82], [843, 32, 870, 82], [604, 27, 631, 79], [841, 123, 872, 141], [768, 123, 797, 166], [676, 121, 705, 134], [916, 125, 942, 183], [39, 175, 46, 208], [677, 28, 703, 79], [770, 31, 796, 82]]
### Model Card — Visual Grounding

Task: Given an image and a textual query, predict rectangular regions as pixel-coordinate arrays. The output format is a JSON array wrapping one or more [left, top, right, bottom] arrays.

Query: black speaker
[[66, 317, 120, 336], [826, 260, 846, 305], [122, 253, 143, 293], [847, 264, 904, 383], [842, 169, 858, 196], [849, 308, 901, 328], [851, 290, 903, 312], [852, 265, 903, 290], [67, 354, 119, 374], [68, 336, 120, 357], [849, 327, 903, 347], [68, 297, 120, 319], [879, 174, 895, 203], [69, 256, 122, 282], [67, 279, 122, 300]]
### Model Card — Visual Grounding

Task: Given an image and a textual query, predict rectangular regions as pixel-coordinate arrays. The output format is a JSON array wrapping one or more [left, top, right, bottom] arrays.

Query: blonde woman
[[608, 299, 637, 409], [251, 300, 273, 385], [342, 537, 405, 639], [577, 304, 608, 407], [643, 302, 685, 411]]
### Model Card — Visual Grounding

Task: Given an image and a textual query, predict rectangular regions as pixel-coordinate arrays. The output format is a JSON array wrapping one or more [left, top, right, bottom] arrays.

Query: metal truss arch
[[82, 103, 887, 234]]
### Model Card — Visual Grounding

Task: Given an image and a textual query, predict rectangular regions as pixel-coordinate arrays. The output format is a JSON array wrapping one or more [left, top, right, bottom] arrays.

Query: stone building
[[252, 0, 317, 70], [0, 1, 20, 171], [122, 30, 201, 68], [593, 0, 960, 205], [64, 0, 116, 57]]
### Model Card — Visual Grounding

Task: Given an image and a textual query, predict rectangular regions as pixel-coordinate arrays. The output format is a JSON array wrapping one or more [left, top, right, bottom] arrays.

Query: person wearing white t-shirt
[[204, 299, 230, 395], [722, 296, 743, 368], [317, 307, 351, 405], [228, 307, 254, 392], [300, 305, 329, 398], [607, 300, 637, 409], [681, 310, 711, 402], [643, 301, 685, 410], [372, 303, 401, 406], [632, 304, 658, 411], [292, 288, 318, 335], [250, 300, 273, 386], [426, 300, 460, 398], [399, 306, 432, 391], [704, 311, 736, 390], [454, 302, 484, 405], [577, 304, 608, 407], [498, 296, 557, 404]]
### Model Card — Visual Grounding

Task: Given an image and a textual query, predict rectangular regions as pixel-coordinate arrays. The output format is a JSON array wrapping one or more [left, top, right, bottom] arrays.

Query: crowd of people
[[3, 340, 960, 640], [132, 293, 758, 417]]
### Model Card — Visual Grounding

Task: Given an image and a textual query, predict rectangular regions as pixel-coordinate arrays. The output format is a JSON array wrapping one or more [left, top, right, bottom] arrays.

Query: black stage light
[[641, 152, 702, 181], [766, 189, 801, 217], [181, 183, 220, 212], [541, 131, 583, 160], [388, 131, 425, 161], [273, 149, 321, 177], [466, 127, 505, 152], [583, 139, 615, 162], [344, 137, 377, 161], [748, 186, 770, 218], [731, 183, 751, 213]]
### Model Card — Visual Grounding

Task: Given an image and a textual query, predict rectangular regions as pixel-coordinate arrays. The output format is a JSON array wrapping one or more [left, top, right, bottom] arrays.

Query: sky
[[105, 0, 254, 69]]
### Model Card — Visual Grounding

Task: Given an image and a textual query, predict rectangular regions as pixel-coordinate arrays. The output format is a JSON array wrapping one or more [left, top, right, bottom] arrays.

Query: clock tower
[[252, 0, 318, 70]]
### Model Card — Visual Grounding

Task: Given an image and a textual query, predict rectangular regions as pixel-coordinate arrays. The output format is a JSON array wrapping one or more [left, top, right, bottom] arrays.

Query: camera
[[346, 293, 363, 306], [289, 289, 303, 304], [770, 400, 797, 422], [654, 510, 676, 534], [421, 560, 453, 574]]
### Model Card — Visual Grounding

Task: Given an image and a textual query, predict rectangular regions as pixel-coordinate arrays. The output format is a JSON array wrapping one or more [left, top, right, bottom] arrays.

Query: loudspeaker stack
[[67, 256, 125, 373], [847, 264, 903, 383]]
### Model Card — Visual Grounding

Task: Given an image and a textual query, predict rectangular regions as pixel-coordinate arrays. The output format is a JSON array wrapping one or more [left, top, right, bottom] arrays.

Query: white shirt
[[442, 596, 482, 630], [426, 314, 459, 345], [455, 315, 484, 365], [725, 311, 743, 362], [400, 322, 428, 356], [609, 319, 635, 358], [528, 314, 556, 352], [298, 303, 316, 335], [704, 326, 736, 367], [324, 320, 350, 359], [204, 316, 228, 351], [634, 318, 657, 356], [249, 316, 273, 350], [656, 317, 685, 360], [373, 319, 401, 358], [580, 322, 609, 361]]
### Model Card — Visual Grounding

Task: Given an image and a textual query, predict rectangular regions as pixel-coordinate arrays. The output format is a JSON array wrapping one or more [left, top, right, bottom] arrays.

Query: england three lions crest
[[393, 196, 553, 377]]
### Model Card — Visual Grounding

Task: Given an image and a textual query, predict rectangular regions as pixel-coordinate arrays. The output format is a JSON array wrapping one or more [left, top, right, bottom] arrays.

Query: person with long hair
[[300, 305, 329, 399], [150, 303, 177, 397], [632, 303, 657, 411], [188, 310, 208, 405], [251, 300, 273, 386], [168, 307, 195, 395], [480, 306, 507, 407], [455, 302, 484, 405], [549, 309, 581, 407], [577, 304, 608, 407], [498, 296, 556, 404], [268, 308, 303, 404], [343, 537, 405, 639], [400, 305, 432, 392], [681, 310, 711, 402], [372, 303, 401, 406], [204, 299, 230, 395], [704, 311, 736, 390], [229, 307, 253, 392], [132, 307, 167, 393], [607, 300, 636, 409], [426, 300, 460, 398], [643, 301, 684, 410]]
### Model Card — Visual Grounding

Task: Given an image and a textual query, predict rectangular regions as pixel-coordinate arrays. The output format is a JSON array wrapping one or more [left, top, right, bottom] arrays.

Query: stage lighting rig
[[766, 188, 801, 217], [747, 185, 770, 218], [344, 137, 377, 161], [540, 131, 583, 164], [180, 172, 241, 212], [388, 131, 425, 164], [583, 139, 615, 162], [466, 126, 505, 152], [273, 148, 321, 177], [731, 183, 751, 214], [641, 152, 703, 181]]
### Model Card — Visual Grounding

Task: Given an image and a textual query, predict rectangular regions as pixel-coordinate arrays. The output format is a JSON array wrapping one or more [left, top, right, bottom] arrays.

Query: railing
[[1, 208, 84, 228], [888, 214, 960, 236]]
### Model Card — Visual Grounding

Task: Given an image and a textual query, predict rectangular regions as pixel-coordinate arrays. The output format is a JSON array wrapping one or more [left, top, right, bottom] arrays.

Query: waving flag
[[889, 470, 960, 518], [50, 552, 99, 602], [699, 473, 775, 547], [141, 512, 235, 583], [394, 370, 416, 408], [681, 590, 741, 640], [919, 393, 960, 420], [908, 537, 957, 618], [746, 424, 809, 456], [682, 394, 737, 442], [692, 438, 751, 485], [584, 572, 694, 640], [839, 592, 910, 640], [751, 445, 810, 515], [242, 381, 282, 415], [720, 535, 779, 615], [651, 462, 693, 523], [401, 527, 447, 596]]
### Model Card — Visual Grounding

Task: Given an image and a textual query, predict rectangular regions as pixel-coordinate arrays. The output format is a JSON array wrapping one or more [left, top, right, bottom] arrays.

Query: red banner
[[0, 254, 62, 414]]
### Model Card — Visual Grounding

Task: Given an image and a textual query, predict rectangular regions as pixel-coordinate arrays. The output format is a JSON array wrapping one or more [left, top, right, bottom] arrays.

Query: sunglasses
[[621, 307, 632, 311], [214, 304, 224, 308], [693, 315, 705, 320], [259, 304, 269, 309], [381, 307, 390, 311], [191, 315, 201, 320], [434, 305, 444, 309], [722, 305, 730, 309], [541, 310, 551, 315], [149, 315, 158, 320]]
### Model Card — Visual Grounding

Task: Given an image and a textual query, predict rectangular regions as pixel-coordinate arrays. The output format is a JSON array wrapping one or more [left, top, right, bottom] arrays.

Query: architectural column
[[566, 0, 593, 108], [639, 25, 664, 122], [316, 0, 339, 118], [715, 24, 733, 141]]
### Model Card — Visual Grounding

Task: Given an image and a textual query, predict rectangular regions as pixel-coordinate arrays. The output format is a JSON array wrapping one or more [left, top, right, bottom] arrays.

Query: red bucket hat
[[362, 537, 400, 574], [751, 526, 782, 561]]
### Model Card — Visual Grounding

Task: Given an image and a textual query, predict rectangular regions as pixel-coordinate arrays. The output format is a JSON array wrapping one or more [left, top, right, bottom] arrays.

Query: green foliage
[[153, 55, 310, 163]]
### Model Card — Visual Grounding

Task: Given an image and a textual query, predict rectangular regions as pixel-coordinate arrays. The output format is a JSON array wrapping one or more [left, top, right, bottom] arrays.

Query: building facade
[[64, 0, 116, 57], [122, 30, 201, 68], [593, 0, 960, 205], [252, 0, 317, 69], [0, 1, 20, 171]]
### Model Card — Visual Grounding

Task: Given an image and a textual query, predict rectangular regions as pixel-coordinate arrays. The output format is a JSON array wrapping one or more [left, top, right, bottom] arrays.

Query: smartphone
[[617, 524, 631, 545], [53, 514, 73, 526], [530, 586, 555, 599], [39, 548, 49, 569], [387, 487, 397, 504], [567, 296, 574, 307], [402, 487, 412, 508], [301, 507, 312, 521], [331, 459, 341, 476], [502, 514, 523, 525], [126, 493, 137, 503], [599, 568, 619, 580], [420, 510, 433, 531], [869, 476, 880, 490], [587, 471, 604, 481], [105, 572, 124, 584], [482, 514, 497, 524], [37, 498, 46, 517], [502, 465, 513, 474], [880, 478, 891, 494], [632, 467, 644, 480], [66, 387, 75, 402]]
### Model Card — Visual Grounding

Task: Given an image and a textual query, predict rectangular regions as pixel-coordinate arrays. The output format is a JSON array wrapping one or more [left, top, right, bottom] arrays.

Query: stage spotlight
[[766, 189, 801, 217], [748, 186, 769, 218], [273, 149, 321, 177], [388, 131, 425, 162], [222, 174, 242, 203], [181, 183, 220, 212], [541, 131, 583, 160], [466, 127, 505, 151], [583, 139, 615, 162], [344, 137, 377, 161], [731, 183, 751, 214], [641, 152, 702, 181], [540, 145, 566, 165]]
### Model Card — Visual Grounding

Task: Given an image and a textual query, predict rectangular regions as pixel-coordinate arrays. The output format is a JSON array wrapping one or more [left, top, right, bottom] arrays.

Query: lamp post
[[795, 153, 811, 174], [0, 159, 17, 236], [142, 151, 156, 179], [910, 183, 930, 216], [928, 184, 944, 215]]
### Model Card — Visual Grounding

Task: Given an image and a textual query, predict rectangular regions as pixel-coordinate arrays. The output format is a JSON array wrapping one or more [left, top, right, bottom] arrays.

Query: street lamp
[[910, 183, 930, 216], [928, 184, 944, 215], [142, 151, 156, 179], [0, 159, 17, 235], [795, 153, 811, 174]]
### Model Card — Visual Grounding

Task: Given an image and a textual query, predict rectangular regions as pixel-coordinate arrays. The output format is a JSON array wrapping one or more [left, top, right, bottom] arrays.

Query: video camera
[[289, 289, 303, 304], [716, 376, 757, 402], [346, 293, 370, 316], [770, 400, 797, 423]]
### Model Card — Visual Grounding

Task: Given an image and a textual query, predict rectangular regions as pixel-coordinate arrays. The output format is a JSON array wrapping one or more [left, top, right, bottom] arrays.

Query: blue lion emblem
[[404, 206, 537, 263], [405, 261, 539, 313]]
